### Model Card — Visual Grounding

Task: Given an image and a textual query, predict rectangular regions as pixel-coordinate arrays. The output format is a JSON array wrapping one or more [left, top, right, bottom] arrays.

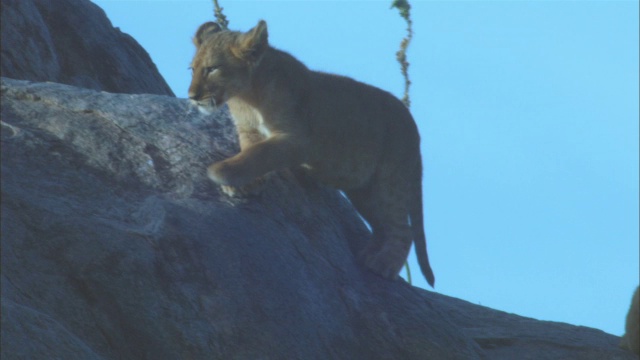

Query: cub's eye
[[205, 66, 220, 76]]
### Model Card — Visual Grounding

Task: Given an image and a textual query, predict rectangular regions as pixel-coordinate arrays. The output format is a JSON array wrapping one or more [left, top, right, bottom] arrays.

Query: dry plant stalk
[[212, 0, 229, 30], [392, 0, 413, 108]]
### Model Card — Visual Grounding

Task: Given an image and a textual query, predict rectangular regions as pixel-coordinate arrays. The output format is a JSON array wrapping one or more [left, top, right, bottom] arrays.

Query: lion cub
[[188, 20, 435, 286], [620, 286, 639, 355]]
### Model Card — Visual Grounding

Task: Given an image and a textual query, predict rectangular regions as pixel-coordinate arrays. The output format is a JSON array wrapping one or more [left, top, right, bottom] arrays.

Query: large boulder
[[1, 78, 635, 360], [0, 78, 477, 359], [0, 0, 173, 96]]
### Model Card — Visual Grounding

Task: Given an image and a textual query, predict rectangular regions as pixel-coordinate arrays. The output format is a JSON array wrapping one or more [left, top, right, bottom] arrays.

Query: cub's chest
[[227, 99, 271, 138], [255, 111, 271, 138]]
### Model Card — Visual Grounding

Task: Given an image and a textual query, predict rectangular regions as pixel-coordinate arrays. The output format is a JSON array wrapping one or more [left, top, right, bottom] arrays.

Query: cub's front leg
[[208, 134, 305, 196], [214, 126, 268, 197]]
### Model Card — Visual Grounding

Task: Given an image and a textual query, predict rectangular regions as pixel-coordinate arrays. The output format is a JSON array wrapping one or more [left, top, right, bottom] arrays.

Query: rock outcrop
[[0, 0, 637, 359], [0, 0, 174, 96], [0, 78, 476, 359], [1, 78, 635, 360]]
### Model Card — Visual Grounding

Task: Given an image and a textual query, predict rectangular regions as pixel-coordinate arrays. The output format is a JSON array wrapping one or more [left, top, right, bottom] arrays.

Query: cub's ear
[[193, 22, 222, 47], [232, 20, 268, 62]]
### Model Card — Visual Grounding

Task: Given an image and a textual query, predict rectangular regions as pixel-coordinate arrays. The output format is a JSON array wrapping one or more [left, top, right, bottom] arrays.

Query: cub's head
[[188, 20, 269, 111]]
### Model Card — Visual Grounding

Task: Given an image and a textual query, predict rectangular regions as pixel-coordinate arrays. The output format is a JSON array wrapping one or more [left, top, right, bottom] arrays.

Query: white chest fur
[[253, 108, 271, 137], [227, 98, 271, 138]]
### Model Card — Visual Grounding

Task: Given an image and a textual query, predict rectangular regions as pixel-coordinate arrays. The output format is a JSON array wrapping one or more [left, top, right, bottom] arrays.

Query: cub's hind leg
[[361, 207, 412, 279], [347, 178, 412, 280]]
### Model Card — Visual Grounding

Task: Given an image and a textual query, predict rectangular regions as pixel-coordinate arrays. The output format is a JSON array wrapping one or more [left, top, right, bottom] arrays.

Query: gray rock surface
[[0, 0, 174, 96], [1, 78, 636, 360]]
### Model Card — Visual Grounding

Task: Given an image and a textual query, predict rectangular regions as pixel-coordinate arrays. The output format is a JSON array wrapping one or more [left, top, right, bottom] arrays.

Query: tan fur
[[188, 21, 435, 286], [620, 286, 639, 355]]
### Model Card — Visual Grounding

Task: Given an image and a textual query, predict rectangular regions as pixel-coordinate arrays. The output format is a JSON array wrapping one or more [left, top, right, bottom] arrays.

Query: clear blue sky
[[93, 0, 639, 336]]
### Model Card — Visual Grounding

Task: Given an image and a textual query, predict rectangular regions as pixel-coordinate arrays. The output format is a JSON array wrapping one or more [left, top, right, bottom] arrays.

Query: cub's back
[[292, 70, 420, 189], [309, 71, 412, 126], [263, 48, 416, 144], [305, 71, 419, 157]]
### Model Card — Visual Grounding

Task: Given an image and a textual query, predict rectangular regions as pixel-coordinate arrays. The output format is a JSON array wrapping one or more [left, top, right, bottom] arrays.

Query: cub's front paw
[[219, 176, 267, 197], [207, 161, 269, 197]]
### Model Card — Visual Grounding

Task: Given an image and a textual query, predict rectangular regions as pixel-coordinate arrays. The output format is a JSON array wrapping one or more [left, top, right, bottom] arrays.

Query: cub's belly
[[302, 157, 375, 190]]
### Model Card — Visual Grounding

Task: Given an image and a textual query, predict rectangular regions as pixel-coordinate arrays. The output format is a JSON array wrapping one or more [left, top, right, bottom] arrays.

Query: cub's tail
[[410, 159, 435, 287]]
